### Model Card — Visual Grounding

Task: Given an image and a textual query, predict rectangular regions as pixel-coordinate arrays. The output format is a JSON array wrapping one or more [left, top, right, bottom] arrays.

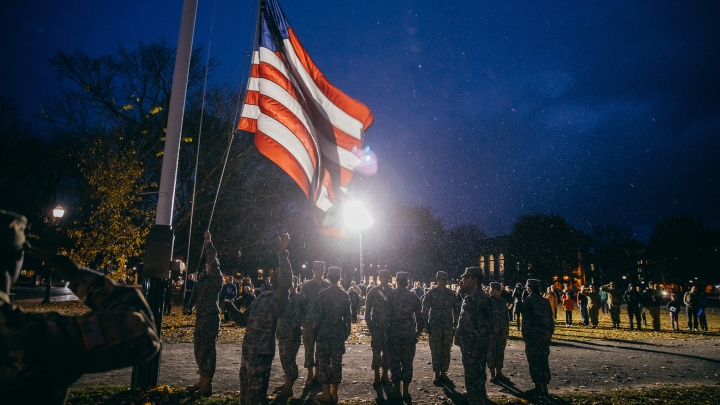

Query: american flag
[[238, 0, 374, 237]]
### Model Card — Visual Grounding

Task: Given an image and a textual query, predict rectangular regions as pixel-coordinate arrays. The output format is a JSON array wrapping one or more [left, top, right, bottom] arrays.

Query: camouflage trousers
[[461, 345, 488, 403], [388, 336, 417, 384], [487, 332, 507, 369], [428, 327, 454, 373], [525, 340, 551, 384], [588, 307, 600, 326], [278, 336, 301, 382], [609, 306, 622, 327], [239, 353, 274, 405], [193, 314, 220, 377], [370, 329, 390, 370], [316, 337, 346, 384], [302, 321, 319, 368]]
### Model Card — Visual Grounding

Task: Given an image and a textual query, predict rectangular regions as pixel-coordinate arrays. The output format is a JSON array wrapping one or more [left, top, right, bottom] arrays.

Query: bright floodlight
[[52, 205, 65, 219], [344, 201, 373, 230]]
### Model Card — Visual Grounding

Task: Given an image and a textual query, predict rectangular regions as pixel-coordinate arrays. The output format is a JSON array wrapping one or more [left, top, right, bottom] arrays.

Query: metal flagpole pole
[[131, 0, 198, 390]]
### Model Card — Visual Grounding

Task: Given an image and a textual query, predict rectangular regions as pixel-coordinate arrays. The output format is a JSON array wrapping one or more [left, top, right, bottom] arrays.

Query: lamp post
[[42, 205, 65, 304], [343, 201, 373, 283]]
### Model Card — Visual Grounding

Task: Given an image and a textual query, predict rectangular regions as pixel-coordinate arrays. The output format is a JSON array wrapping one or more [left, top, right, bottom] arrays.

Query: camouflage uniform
[[387, 284, 424, 384], [315, 284, 352, 384], [226, 250, 293, 405], [0, 220, 160, 405], [521, 292, 555, 385], [300, 277, 330, 369], [276, 290, 306, 382], [421, 286, 459, 373], [585, 290, 602, 327], [487, 294, 509, 370], [187, 240, 224, 378], [365, 284, 393, 370], [600, 284, 623, 327], [455, 287, 492, 403]]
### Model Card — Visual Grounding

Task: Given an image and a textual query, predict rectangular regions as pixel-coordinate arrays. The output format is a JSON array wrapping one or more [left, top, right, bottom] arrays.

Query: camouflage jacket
[[599, 284, 623, 308], [188, 240, 224, 316], [300, 278, 330, 326], [365, 284, 393, 334], [454, 287, 492, 352], [315, 285, 352, 341], [0, 261, 160, 403], [585, 290, 602, 309], [388, 287, 424, 339], [421, 286, 460, 331], [276, 290, 306, 340], [227, 250, 293, 355], [489, 295, 510, 336], [521, 293, 555, 342]]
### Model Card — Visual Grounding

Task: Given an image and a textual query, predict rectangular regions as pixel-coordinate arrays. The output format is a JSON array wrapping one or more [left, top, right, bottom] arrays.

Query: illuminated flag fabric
[[238, 0, 374, 237]]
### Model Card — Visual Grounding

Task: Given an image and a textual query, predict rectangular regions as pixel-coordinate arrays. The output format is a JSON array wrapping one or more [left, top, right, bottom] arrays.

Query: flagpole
[[131, 0, 198, 390]]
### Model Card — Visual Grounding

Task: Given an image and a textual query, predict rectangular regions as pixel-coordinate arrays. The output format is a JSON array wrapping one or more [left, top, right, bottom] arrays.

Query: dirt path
[[74, 337, 720, 403]]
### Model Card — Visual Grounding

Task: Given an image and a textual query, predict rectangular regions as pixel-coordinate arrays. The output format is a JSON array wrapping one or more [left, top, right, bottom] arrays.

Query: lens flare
[[352, 146, 378, 175]]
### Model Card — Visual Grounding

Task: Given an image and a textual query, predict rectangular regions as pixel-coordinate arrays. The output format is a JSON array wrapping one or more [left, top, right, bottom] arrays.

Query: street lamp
[[42, 205, 65, 304], [343, 201, 373, 283]]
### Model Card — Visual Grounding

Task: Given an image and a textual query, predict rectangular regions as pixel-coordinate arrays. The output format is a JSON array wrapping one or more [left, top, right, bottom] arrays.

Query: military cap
[[378, 269, 391, 277], [436, 271, 448, 279], [490, 282, 501, 290], [327, 266, 341, 278], [460, 266, 483, 278], [396, 271, 409, 280], [525, 279, 541, 289], [312, 261, 326, 270], [516, 282, 523, 288], [1, 210, 28, 248]]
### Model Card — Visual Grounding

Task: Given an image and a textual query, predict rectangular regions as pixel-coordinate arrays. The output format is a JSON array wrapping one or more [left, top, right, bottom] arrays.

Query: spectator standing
[[585, 285, 602, 328], [183, 274, 196, 314], [164, 278, 174, 315], [220, 276, 238, 323], [501, 286, 514, 321], [623, 284, 643, 331], [577, 286, 589, 326], [599, 289, 609, 314], [348, 283, 361, 322], [242, 286, 256, 309], [684, 286, 701, 331], [643, 282, 662, 331], [543, 287, 558, 321], [667, 293, 681, 331], [698, 293, 708, 332], [561, 292, 575, 326], [411, 281, 425, 299], [512, 283, 524, 331]]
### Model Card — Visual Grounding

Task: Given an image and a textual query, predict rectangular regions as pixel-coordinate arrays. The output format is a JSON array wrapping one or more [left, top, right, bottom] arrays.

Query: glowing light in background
[[353, 145, 378, 176]]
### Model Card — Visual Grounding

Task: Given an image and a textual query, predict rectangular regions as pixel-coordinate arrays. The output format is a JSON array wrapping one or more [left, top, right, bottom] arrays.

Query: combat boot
[[305, 367, 314, 386], [330, 383, 339, 403], [402, 381, 411, 401], [523, 383, 543, 398], [389, 381, 402, 399], [276, 379, 294, 398], [380, 368, 391, 385], [541, 383, 549, 396], [193, 375, 213, 398], [186, 378, 201, 393], [316, 384, 333, 402], [372, 368, 381, 387]]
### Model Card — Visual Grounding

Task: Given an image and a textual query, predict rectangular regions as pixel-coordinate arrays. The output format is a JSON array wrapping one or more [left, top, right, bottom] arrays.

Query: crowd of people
[[181, 234, 555, 405]]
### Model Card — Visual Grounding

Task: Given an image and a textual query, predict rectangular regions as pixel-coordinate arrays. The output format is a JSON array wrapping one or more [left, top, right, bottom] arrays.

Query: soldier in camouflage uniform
[[488, 282, 510, 382], [186, 231, 225, 397], [600, 282, 622, 328], [314, 267, 352, 403], [387, 271, 424, 400], [365, 268, 393, 386], [521, 279, 555, 397], [455, 267, 492, 405], [0, 210, 160, 405], [585, 285, 602, 328], [225, 234, 293, 405], [274, 276, 306, 398], [421, 271, 459, 385], [300, 261, 330, 385]]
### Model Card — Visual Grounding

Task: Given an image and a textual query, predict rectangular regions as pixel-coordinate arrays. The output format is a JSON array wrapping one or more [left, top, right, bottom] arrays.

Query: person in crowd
[[0, 210, 161, 405], [358, 279, 367, 298], [643, 281, 662, 331], [225, 233, 293, 405], [521, 279, 555, 398], [577, 286, 589, 326], [183, 273, 196, 314], [455, 267, 492, 405], [543, 287, 558, 323], [366, 269, 393, 386], [421, 271, 460, 385], [585, 285, 602, 328], [488, 282, 510, 383], [260, 276, 271, 294], [667, 293, 681, 331], [501, 285, 514, 321], [348, 282, 361, 322], [411, 281, 425, 299], [164, 278, 174, 315], [623, 283, 642, 331], [698, 292, 708, 332], [273, 276, 306, 398], [599, 288, 609, 314], [220, 276, 238, 323], [512, 283, 524, 331], [600, 282, 623, 328], [186, 231, 225, 397], [561, 291, 574, 326], [242, 286, 256, 309], [684, 285, 701, 331], [638, 285, 648, 327], [314, 267, 352, 403], [299, 261, 330, 385], [387, 272, 424, 400]]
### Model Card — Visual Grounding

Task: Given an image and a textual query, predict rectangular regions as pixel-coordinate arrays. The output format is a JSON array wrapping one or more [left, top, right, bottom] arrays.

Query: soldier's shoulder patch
[[79, 315, 105, 349]]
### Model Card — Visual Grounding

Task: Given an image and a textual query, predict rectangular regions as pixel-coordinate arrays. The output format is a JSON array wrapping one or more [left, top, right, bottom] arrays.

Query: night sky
[[2, 1, 718, 241]]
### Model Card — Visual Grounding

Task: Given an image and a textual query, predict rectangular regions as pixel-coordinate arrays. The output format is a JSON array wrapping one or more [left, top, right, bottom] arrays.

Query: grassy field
[[23, 300, 720, 344], [66, 385, 720, 405]]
